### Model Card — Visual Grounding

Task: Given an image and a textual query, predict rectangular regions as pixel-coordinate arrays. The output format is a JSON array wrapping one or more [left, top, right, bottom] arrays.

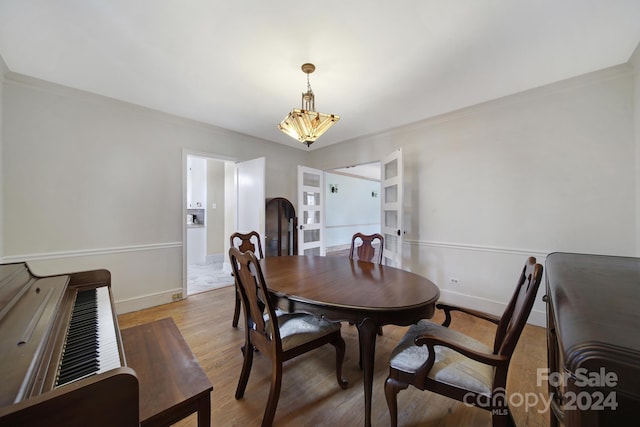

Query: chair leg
[[232, 285, 241, 327], [331, 333, 349, 389], [384, 376, 408, 427], [358, 339, 362, 369], [262, 360, 283, 427], [235, 339, 254, 399]]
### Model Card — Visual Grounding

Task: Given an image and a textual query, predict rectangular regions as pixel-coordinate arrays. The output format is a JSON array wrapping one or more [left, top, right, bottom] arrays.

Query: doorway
[[324, 162, 382, 255], [185, 153, 235, 295]]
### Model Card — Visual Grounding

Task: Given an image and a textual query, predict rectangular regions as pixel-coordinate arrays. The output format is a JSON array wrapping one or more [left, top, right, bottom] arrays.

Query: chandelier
[[278, 63, 340, 147]]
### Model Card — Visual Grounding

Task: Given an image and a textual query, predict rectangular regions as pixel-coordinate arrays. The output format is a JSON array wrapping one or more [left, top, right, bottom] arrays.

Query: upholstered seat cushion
[[269, 313, 341, 351], [389, 320, 494, 396]]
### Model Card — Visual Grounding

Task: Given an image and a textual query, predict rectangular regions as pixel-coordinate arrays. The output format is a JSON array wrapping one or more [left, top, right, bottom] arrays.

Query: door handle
[[397, 230, 401, 236]]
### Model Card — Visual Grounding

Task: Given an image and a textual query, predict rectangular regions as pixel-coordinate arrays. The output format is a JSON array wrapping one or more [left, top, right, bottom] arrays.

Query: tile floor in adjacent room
[[187, 257, 234, 295]]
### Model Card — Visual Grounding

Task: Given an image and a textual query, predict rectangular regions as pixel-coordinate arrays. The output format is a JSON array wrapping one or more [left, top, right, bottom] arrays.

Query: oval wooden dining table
[[260, 255, 440, 427]]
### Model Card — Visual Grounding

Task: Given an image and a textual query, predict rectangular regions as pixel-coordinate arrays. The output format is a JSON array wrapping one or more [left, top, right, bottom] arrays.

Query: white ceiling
[[1, 1, 639, 151]]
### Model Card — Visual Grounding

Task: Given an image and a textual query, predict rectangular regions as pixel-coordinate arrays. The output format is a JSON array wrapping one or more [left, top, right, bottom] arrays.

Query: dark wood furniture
[[265, 197, 298, 256], [259, 255, 440, 427], [121, 317, 213, 427], [229, 248, 347, 427], [384, 257, 543, 427], [0, 263, 212, 427], [349, 232, 384, 264], [0, 368, 138, 427], [0, 262, 138, 427], [545, 252, 640, 426], [230, 231, 264, 328], [230, 231, 265, 258], [349, 232, 385, 338]]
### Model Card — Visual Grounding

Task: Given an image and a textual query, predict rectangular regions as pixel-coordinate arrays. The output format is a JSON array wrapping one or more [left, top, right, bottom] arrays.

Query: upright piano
[[0, 262, 138, 427]]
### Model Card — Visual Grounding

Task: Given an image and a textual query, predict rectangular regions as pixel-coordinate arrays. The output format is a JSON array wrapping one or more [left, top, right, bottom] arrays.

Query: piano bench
[[121, 317, 213, 427]]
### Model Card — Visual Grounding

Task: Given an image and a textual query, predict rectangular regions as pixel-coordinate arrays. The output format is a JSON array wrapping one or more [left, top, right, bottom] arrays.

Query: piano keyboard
[[55, 287, 121, 387]]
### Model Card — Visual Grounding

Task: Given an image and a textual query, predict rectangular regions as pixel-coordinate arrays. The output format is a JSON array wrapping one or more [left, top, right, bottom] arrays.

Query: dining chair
[[230, 231, 264, 328], [349, 232, 384, 264], [349, 232, 385, 338], [229, 247, 348, 427], [384, 257, 543, 427]]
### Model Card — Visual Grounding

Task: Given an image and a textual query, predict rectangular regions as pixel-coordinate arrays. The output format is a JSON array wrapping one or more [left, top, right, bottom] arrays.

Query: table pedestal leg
[[357, 317, 379, 427]]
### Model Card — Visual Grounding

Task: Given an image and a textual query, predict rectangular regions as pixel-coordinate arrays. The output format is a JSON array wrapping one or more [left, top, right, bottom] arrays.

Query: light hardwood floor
[[118, 285, 550, 427]]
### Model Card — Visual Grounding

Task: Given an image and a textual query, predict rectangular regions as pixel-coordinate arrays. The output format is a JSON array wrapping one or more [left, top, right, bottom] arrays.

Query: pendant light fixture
[[278, 63, 340, 147]]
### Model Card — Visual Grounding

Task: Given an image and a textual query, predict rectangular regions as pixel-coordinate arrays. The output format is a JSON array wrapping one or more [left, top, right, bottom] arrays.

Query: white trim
[[115, 287, 183, 315], [326, 244, 351, 252], [0, 56, 5, 260], [438, 289, 546, 327], [405, 239, 549, 259], [182, 149, 237, 303], [377, 64, 633, 140], [4, 72, 263, 139], [0, 242, 182, 263], [325, 222, 380, 229], [326, 170, 380, 182], [404, 239, 548, 327]]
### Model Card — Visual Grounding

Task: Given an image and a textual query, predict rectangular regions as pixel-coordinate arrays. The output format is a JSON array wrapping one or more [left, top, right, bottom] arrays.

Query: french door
[[381, 149, 404, 267], [297, 166, 324, 256]]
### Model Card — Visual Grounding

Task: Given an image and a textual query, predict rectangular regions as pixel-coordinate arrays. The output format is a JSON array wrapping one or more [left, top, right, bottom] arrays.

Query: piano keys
[[0, 262, 138, 427], [56, 287, 121, 387]]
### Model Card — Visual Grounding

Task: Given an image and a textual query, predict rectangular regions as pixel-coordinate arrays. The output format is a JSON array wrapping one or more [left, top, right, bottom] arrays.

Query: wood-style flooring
[[118, 285, 550, 427]]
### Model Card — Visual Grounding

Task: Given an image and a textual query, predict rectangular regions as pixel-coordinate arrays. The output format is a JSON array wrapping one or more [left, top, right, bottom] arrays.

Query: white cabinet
[[187, 156, 207, 208], [186, 156, 207, 265], [187, 227, 206, 265]]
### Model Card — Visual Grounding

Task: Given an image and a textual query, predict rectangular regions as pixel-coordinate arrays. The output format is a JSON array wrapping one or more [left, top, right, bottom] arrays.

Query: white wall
[[206, 158, 226, 255], [631, 43, 640, 256], [2, 53, 638, 325], [0, 54, 7, 258], [324, 172, 381, 248], [310, 64, 637, 326], [1, 72, 307, 313]]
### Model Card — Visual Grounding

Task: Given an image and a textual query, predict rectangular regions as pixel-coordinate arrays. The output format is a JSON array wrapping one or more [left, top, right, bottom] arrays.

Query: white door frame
[[182, 149, 236, 298]]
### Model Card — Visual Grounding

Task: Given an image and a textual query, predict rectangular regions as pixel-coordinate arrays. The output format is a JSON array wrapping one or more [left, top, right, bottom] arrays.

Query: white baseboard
[[205, 253, 224, 264], [115, 287, 183, 315], [326, 244, 351, 253], [437, 289, 546, 327]]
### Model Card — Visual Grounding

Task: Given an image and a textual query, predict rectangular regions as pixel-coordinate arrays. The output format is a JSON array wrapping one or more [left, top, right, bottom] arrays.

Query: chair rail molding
[[404, 239, 548, 327], [0, 241, 183, 263], [405, 239, 549, 259]]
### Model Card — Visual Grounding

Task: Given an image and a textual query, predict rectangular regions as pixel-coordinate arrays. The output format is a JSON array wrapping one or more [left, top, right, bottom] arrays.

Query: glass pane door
[[381, 149, 403, 267], [297, 166, 324, 256]]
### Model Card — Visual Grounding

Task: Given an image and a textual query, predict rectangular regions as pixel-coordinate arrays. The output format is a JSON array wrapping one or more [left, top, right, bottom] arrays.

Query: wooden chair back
[[349, 233, 384, 264], [230, 231, 264, 259], [493, 256, 542, 357], [229, 246, 348, 426], [228, 247, 279, 353], [229, 231, 264, 328], [384, 257, 544, 427]]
